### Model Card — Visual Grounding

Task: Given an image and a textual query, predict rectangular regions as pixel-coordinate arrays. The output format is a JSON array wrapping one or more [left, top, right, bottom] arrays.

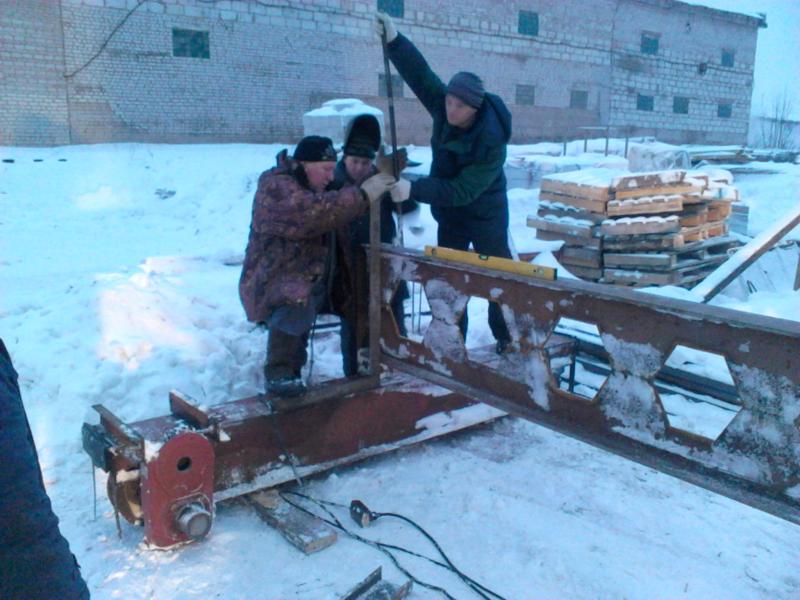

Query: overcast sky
[[691, 0, 800, 118]]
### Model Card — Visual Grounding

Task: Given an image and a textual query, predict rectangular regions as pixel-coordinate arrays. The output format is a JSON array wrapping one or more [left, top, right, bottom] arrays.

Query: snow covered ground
[[1, 142, 798, 599]]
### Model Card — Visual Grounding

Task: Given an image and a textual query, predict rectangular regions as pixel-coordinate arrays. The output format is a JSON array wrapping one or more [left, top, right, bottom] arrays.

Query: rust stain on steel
[[98, 377, 478, 503], [380, 247, 800, 499]]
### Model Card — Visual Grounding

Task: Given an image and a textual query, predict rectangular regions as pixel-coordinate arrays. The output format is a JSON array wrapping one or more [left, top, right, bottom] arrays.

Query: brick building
[[0, 0, 765, 147]]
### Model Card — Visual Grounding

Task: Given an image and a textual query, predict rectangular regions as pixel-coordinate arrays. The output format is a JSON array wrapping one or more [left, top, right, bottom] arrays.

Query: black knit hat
[[447, 71, 485, 108], [293, 135, 337, 162], [343, 114, 382, 159]]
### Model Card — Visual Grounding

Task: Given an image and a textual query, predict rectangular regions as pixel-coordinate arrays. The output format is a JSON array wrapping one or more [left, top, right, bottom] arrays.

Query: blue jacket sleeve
[[386, 33, 446, 117]]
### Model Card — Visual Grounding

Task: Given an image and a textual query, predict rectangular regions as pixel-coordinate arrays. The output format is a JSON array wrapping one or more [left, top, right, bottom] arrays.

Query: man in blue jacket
[[0, 339, 90, 599], [376, 12, 513, 354]]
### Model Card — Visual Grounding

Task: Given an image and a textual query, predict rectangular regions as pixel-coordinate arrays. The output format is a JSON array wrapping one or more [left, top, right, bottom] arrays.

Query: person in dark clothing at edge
[[0, 339, 90, 600], [328, 114, 411, 376], [239, 135, 396, 397], [376, 12, 514, 355]]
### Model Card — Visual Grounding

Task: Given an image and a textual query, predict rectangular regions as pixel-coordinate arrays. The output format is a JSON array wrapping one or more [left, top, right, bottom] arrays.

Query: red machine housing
[[140, 431, 215, 549]]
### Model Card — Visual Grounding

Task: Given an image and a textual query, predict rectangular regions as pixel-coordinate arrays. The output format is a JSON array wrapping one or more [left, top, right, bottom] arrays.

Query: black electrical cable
[[281, 491, 507, 600], [375, 511, 506, 600], [280, 491, 458, 600], [65, 1, 156, 79]]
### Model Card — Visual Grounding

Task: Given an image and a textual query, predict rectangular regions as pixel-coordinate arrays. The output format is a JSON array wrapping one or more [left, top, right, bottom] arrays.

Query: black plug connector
[[349, 500, 376, 527]]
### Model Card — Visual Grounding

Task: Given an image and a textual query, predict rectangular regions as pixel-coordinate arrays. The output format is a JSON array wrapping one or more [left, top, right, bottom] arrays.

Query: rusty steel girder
[[83, 374, 498, 548], [379, 246, 800, 524]]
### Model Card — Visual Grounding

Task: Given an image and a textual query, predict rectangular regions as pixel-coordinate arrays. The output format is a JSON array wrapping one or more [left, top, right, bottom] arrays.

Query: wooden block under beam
[[249, 490, 338, 554]]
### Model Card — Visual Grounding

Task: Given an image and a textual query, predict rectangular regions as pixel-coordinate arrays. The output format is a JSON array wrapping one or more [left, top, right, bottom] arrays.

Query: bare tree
[[757, 89, 798, 150]]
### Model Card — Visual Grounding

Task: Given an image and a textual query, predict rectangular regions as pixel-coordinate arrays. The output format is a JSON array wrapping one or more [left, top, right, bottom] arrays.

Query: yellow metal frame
[[424, 246, 557, 281]]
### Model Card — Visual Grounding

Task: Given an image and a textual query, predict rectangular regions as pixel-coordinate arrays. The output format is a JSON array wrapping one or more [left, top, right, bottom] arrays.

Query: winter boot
[[266, 376, 306, 398]]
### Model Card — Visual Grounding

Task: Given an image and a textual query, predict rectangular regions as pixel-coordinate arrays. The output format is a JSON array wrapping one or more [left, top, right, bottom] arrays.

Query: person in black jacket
[[376, 12, 513, 354], [0, 339, 90, 599], [328, 114, 410, 376]]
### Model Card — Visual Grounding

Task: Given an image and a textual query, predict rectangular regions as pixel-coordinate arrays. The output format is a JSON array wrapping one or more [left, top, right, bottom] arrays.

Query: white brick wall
[[1, 0, 762, 146]]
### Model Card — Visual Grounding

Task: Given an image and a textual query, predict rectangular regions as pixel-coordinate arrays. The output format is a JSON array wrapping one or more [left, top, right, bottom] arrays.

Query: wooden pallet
[[536, 229, 603, 249], [539, 190, 608, 213], [527, 215, 599, 238], [606, 194, 683, 217], [615, 183, 703, 200], [600, 216, 680, 236], [538, 201, 607, 224], [561, 246, 603, 268], [603, 255, 727, 286]]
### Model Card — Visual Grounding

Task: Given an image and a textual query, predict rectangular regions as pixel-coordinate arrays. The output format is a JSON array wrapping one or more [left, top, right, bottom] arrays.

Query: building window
[[377, 0, 404, 19], [718, 102, 732, 118], [379, 73, 403, 97], [673, 96, 689, 114], [570, 90, 588, 110], [721, 49, 735, 68], [637, 94, 654, 111], [172, 28, 210, 59], [640, 32, 659, 55], [515, 84, 536, 106], [518, 11, 539, 36]]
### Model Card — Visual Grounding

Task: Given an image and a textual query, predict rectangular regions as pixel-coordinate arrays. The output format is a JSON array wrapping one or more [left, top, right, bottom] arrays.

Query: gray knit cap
[[446, 72, 485, 108]]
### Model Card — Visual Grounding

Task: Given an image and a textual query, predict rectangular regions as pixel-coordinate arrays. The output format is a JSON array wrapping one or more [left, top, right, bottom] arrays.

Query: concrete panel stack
[[528, 168, 743, 287]]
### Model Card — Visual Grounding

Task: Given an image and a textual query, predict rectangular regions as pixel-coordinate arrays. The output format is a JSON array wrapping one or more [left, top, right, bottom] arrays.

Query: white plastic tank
[[302, 99, 385, 148]]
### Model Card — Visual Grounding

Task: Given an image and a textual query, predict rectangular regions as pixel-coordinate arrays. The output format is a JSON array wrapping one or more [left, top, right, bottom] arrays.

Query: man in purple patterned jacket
[[239, 136, 394, 397]]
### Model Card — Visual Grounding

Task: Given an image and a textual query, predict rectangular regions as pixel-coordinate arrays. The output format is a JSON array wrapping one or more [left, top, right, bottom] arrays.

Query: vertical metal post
[[381, 30, 403, 247], [604, 126, 610, 156], [583, 134, 588, 153], [624, 135, 629, 159]]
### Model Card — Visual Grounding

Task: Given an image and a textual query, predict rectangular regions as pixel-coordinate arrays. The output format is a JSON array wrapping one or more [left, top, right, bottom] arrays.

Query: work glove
[[389, 178, 412, 204], [360, 172, 396, 203], [376, 146, 409, 176], [375, 11, 398, 43]]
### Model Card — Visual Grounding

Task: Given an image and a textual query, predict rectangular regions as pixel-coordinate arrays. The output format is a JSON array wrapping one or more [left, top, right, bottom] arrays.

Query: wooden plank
[[564, 264, 603, 280], [561, 246, 602, 268], [694, 203, 800, 301], [681, 224, 707, 242], [615, 184, 702, 200], [537, 203, 606, 224], [604, 252, 677, 269], [536, 229, 602, 249], [527, 216, 598, 238], [538, 191, 608, 213], [606, 194, 683, 217], [601, 217, 680, 236], [681, 193, 709, 205], [705, 221, 729, 238], [603, 233, 685, 251], [249, 490, 337, 554], [541, 171, 614, 201], [679, 210, 708, 228], [611, 170, 686, 191], [708, 200, 733, 221]]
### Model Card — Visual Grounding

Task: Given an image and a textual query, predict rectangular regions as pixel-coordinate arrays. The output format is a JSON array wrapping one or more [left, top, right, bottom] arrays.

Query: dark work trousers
[[0, 339, 90, 600], [265, 284, 325, 381], [340, 283, 408, 377], [437, 225, 512, 343]]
